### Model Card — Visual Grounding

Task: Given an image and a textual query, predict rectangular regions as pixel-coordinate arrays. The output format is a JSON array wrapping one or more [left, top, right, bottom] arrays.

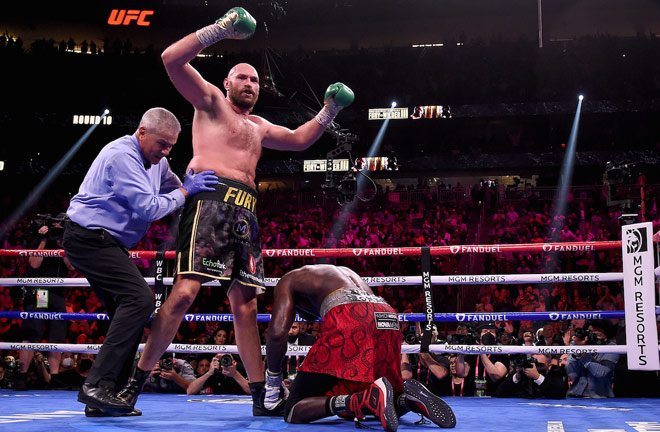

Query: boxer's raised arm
[[161, 8, 256, 111]]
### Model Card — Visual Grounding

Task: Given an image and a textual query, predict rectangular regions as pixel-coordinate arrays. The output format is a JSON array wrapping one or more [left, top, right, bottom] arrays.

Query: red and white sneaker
[[348, 377, 399, 432], [404, 378, 456, 428]]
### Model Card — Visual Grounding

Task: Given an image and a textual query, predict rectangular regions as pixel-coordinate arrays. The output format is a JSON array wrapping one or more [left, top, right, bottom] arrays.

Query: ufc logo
[[108, 9, 154, 26]]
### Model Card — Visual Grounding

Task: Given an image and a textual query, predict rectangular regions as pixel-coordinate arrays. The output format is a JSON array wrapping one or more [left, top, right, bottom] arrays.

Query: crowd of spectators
[[1, 181, 659, 396]]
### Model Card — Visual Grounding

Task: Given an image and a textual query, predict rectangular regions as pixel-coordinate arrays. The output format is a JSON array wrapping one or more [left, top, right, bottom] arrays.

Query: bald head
[[224, 63, 260, 112], [227, 63, 259, 79]]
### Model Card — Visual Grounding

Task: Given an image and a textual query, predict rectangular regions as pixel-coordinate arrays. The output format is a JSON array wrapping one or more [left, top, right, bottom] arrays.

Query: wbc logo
[[450, 246, 460, 254]]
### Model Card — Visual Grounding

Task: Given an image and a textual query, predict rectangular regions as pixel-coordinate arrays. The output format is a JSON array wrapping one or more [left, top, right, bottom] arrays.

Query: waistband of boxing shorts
[[190, 176, 258, 215], [319, 287, 389, 319]]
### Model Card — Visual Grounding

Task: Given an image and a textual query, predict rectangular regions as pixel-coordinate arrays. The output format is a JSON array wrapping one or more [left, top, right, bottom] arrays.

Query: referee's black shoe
[[85, 406, 142, 417], [78, 383, 132, 413]]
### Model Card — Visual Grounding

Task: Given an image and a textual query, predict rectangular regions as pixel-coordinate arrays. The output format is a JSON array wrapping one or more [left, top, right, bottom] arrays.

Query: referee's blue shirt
[[67, 134, 185, 247]]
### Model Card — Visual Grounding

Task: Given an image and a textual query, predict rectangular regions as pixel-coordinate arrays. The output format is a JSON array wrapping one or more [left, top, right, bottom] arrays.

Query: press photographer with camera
[[400, 324, 450, 395], [16, 214, 74, 390], [144, 354, 195, 393], [566, 320, 619, 398], [0, 357, 16, 389], [455, 322, 510, 397], [187, 354, 249, 395], [496, 353, 567, 399]]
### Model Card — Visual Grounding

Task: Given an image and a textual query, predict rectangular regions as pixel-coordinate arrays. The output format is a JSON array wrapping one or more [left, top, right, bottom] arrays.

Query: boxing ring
[[1, 225, 659, 431]]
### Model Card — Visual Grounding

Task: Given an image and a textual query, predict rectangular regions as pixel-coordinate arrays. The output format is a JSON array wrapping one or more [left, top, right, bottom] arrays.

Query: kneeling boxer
[[265, 264, 456, 430]]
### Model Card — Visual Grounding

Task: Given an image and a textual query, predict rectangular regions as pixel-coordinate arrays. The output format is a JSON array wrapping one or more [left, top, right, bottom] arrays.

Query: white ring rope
[[0, 271, 625, 287], [0, 342, 649, 356]]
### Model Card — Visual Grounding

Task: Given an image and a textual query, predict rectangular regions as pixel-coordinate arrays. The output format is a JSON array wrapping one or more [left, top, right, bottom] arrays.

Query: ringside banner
[[621, 222, 659, 370]]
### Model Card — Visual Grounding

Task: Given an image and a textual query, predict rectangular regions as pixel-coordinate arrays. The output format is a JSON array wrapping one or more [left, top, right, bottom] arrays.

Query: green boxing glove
[[315, 82, 354, 128], [196, 7, 257, 47]]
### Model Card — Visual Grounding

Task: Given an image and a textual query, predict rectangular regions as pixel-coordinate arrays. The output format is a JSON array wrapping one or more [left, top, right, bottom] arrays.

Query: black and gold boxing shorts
[[175, 177, 264, 293]]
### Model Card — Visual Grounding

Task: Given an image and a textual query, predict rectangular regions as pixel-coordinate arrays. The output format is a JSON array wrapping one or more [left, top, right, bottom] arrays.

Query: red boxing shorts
[[299, 301, 403, 394]]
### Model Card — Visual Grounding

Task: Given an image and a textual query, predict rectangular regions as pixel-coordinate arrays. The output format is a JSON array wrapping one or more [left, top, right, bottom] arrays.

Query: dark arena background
[[1, 1, 660, 431]]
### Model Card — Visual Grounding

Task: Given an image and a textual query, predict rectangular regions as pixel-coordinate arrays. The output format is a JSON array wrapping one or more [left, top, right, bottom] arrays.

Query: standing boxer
[[117, 7, 355, 416]]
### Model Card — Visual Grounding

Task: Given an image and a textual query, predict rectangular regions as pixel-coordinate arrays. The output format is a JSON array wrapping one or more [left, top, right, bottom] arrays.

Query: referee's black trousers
[[63, 220, 153, 390]]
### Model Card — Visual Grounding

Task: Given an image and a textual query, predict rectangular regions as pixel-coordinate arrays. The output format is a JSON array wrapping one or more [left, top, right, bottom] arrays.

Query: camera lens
[[404, 332, 419, 344], [220, 354, 233, 367], [160, 358, 174, 370]]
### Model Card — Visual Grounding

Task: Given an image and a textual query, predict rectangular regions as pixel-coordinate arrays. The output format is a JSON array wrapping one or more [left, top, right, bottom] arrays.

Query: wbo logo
[[625, 227, 647, 254]]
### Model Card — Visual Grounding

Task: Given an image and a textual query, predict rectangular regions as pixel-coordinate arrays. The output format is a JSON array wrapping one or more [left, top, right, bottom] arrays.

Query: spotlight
[[103, 108, 110, 115], [578, 95, 584, 101], [391, 101, 397, 108]]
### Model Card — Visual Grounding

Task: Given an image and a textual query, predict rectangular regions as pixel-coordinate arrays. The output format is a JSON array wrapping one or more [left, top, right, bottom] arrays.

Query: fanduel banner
[[622, 222, 659, 370]]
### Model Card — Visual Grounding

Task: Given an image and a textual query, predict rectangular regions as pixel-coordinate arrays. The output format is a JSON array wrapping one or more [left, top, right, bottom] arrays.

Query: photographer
[[456, 322, 510, 397], [0, 357, 15, 389], [566, 320, 619, 398], [400, 324, 450, 395], [144, 355, 195, 393], [187, 354, 249, 395], [54, 353, 96, 390], [283, 321, 316, 380], [16, 216, 74, 390], [496, 354, 567, 399]]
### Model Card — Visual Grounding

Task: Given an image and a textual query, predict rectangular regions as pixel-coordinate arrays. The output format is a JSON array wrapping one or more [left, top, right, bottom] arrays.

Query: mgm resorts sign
[[621, 222, 659, 370]]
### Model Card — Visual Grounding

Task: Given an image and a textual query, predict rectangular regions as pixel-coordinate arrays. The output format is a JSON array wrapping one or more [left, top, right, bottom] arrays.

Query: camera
[[511, 355, 536, 369], [447, 333, 477, 345], [30, 213, 66, 241], [220, 354, 233, 368], [404, 332, 421, 344], [574, 328, 601, 345], [159, 357, 174, 371]]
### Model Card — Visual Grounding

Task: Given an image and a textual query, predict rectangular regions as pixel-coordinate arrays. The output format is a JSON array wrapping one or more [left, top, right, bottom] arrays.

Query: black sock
[[396, 394, 410, 416], [249, 381, 265, 405], [329, 395, 350, 415]]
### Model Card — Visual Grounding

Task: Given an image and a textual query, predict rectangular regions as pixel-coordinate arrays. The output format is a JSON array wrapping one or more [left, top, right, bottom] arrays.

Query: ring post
[[621, 222, 660, 370]]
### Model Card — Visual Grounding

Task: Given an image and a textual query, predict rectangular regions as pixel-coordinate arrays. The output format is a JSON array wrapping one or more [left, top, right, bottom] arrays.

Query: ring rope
[[4, 309, 658, 323], [0, 271, 627, 288], [0, 341, 657, 356], [0, 240, 627, 259]]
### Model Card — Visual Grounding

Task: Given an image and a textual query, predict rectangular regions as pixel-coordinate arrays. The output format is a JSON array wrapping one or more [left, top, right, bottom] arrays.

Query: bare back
[[286, 265, 375, 318]]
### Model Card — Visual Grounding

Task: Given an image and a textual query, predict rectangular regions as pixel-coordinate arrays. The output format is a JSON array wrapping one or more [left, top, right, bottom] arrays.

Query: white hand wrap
[[264, 369, 288, 411], [195, 11, 239, 47], [315, 99, 341, 129]]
